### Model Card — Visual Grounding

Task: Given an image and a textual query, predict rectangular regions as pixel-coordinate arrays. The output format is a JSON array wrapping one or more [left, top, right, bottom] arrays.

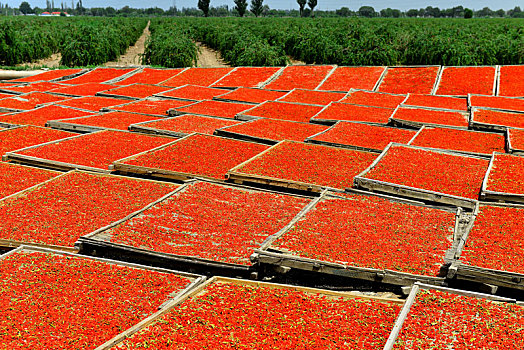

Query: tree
[[198, 0, 210, 17], [406, 9, 418, 17], [336, 7, 351, 17], [234, 0, 247, 17], [297, 0, 306, 17], [19, 1, 32, 14], [250, 0, 263, 17], [358, 6, 375, 17], [307, 0, 317, 17], [464, 8, 473, 18]]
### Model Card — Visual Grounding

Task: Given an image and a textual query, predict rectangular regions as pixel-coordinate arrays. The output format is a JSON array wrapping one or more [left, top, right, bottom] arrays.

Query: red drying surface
[[393, 107, 469, 128], [242, 101, 323, 123], [113, 282, 400, 349], [220, 118, 329, 142], [404, 94, 468, 111], [339, 90, 406, 108], [364, 145, 489, 199], [0, 92, 14, 98], [473, 108, 524, 129], [58, 96, 130, 112], [265, 65, 335, 91], [498, 65, 524, 97], [0, 105, 93, 127], [162, 68, 234, 87], [49, 83, 117, 96], [0, 250, 190, 349], [235, 141, 377, 189], [312, 103, 394, 124], [109, 99, 193, 116], [173, 100, 253, 119], [378, 66, 440, 94], [486, 153, 524, 195], [470, 95, 524, 113], [410, 127, 505, 155], [0, 92, 69, 110], [140, 115, 241, 135], [2, 82, 67, 94], [217, 88, 287, 104], [394, 289, 524, 349], [59, 111, 161, 131], [115, 68, 184, 85], [509, 128, 524, 151], [120, 133, 268, 180], [9, 69, 84, 83], [278, 89, 346, 106], [212, 67, 281, 88], [102, 84, 172, 99], [437, 66, 496, 96], [0, 162, 59, 199], [274, 194, 456, 275], [311, 122, 416, 151], [159, 85, 229, 101], [16, 130, 172, 170], [107, 181, 308, 265], [318, 66, 385, 91], [0, 126, 76, 155], [60, 68, 136, 84], [461, 205, 524, 274], [0, 171, 176, 246]]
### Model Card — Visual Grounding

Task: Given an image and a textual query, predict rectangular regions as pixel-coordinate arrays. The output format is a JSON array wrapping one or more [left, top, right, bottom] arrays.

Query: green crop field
[[0, 17, 522, 67]]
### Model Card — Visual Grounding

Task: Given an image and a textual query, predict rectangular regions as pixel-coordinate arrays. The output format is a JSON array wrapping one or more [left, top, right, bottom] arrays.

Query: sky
[[6, 0, 523, 11]]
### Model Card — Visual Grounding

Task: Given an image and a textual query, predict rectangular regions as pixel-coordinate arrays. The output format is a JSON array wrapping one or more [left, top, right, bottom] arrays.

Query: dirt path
[[105, 21, 150, 67], [288, 56, 307, 65], [195, 42, 229, 68]]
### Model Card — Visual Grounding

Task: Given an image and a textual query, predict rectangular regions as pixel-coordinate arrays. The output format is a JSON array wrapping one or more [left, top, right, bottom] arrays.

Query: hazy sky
[[8, 0, 523, 11]]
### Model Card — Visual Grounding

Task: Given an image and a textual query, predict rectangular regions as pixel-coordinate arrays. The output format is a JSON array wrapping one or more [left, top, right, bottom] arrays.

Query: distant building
[[39, 11, 70, 16]]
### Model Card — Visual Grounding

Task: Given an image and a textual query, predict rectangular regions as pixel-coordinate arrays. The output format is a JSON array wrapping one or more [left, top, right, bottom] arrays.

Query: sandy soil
[[17, 53, 62, 69], [288, 56, 307, 65], [105, 21, 150, 67], [195, 42, 229, 68]]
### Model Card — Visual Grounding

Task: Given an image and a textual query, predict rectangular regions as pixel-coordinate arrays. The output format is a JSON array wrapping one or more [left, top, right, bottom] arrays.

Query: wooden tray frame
[[215, 118, 323, 146], [46, 112, 161, 134], [129, 115, 242, 138], [305, 121, 416, 153], [315, 66, 387, 93], [407, 125, 503, 158], [470, 107, 524, 132], [211, 66, 285, 89], [506, 127, 524, 155], [101, 97, 197, 117], [95, 274, 403, 350], [375, 65, 442, 95], [468, 93, 524, 113], [310, 101, 395, 126], [226, 140, 375, 193], [433, 65, 497, 97], [447, 202, 524, 291], [480, 153, 524, 203], [353, 143, 483, 210], [383, 281, 518, 350], [254, 190, 469, 289], [389, 105, 470, 130], [112, 133, 265, 182], [77, 179, 316, 277], [153, 85, 228, 102], [0, 169, 174, 252], [235, 100, 323, 122]]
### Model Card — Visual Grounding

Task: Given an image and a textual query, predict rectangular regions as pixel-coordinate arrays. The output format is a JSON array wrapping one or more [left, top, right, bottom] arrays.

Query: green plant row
[[149, 17, 523, 66], [0, 17, 147, 66]]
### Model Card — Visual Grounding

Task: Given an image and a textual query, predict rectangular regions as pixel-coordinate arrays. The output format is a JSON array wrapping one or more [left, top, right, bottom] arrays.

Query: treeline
[[3, 1, 524, 18]]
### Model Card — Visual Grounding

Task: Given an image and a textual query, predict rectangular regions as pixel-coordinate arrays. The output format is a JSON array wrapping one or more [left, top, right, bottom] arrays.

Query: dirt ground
[[17, 53, 62, 69], [195, 43, 229, 68], [105, 21, 151, 67]]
